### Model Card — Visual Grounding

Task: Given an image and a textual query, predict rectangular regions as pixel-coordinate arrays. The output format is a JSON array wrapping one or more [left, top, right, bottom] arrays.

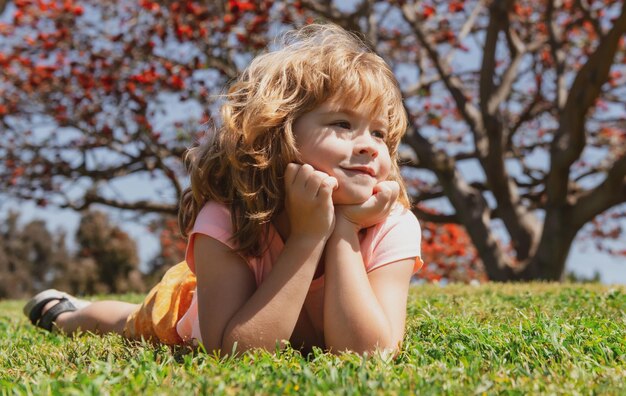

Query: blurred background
[[1, 0, 625, 298]]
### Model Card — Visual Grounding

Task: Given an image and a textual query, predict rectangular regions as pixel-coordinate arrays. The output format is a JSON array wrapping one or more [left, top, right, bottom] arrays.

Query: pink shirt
[[176, 201, 423, 344]]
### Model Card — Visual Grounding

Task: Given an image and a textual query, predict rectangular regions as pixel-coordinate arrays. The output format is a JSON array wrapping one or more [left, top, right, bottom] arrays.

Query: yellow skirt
[[123, 261, 197, 345]]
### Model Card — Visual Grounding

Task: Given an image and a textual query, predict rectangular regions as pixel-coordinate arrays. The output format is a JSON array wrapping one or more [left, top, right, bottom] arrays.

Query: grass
[[1, 283, 625, 395]]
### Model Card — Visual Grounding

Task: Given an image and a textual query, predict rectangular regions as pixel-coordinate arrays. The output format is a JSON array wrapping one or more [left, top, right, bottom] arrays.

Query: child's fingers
[[385, 181, 400, 203], [374, 181, 398, 199], [372, 181, 399, 210], [304, 171, 325, 196], [285, 163, 337, 200], [320, 175, 338, 190], [382, 182, 400, 214], [390, 183, 400, 202], [315, 171, 339, 190], [305, 170, 333, 196], [284, 163, 299, 188], [317, 176, 338, 198], [373, 180, 398, 195], [295, 163, 315, 189]]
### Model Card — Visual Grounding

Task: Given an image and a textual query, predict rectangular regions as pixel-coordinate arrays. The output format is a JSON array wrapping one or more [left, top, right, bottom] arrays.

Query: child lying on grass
[[24, 23, 423, 356]]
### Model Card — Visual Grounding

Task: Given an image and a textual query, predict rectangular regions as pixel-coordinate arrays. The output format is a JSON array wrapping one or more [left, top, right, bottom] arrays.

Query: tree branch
[[402, 117, 516, 280], [547, 0, 568, 110], [23, 149, 148, 182], [547, 1, 626, 206], [508, 96, 552, 147], [300, 0, 367, 38], [400, 3, 486, 152], [401, 74, 441, 98], [491, 35, 545, 116], [0, 0, 8, 18], [475, 0, 542, 261], [62, 191, 178, 214], [572, 152, 626, 229], [137, 132, 183, 200], [458, 0, 487, 40], [411, 189, 446, 204], [411, 206, 460, 224], [575, 0, 603, 36], [479, 0, 509, 116]]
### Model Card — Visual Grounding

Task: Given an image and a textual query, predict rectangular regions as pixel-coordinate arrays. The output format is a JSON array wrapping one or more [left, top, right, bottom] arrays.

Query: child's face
[[292, 99, 392, 205]]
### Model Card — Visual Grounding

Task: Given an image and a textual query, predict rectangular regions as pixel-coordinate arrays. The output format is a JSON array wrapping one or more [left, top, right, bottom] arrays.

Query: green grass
[[1, 283, 625, 395]]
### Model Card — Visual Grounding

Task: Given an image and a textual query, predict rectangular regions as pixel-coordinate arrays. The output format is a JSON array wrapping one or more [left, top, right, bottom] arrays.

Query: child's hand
[[335, 181, 399, 231], [284, 163, 338, 240]]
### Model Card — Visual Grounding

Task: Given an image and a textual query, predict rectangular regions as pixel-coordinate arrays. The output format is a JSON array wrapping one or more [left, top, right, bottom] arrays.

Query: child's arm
[[323, 181, 416, 354], [195, 164, 337, 354]]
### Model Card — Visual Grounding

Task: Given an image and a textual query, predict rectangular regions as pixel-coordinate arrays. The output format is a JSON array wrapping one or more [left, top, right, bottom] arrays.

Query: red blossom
[[229, 0, 256, 13], [422, 5, 436, 19], [176, 24, 194, 40], [126, 81, 136, 94], [169, 74, 185, 90], [223, 13, 236, 24], [236, 32, 247, 43], [448, 1, 464, 13], [140, 0, 160, 12]]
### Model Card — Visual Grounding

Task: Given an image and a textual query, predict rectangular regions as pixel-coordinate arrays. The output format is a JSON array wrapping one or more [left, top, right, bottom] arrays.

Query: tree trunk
[[521, 207, 578, 281]]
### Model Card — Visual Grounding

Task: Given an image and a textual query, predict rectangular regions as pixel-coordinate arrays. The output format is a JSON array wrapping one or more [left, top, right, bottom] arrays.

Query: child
[[23, 24, 423, 355]]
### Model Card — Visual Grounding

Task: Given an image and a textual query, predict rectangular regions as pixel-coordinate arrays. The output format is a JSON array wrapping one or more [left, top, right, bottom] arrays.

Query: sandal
[[23, 289, 91, 332]]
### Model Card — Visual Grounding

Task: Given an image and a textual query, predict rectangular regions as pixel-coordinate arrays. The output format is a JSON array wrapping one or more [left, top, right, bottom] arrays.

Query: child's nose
[[354, 136, 379, 159]]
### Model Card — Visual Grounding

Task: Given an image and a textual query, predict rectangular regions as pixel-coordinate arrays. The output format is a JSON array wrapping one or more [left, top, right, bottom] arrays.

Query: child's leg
[[42, 300, 139, 336]]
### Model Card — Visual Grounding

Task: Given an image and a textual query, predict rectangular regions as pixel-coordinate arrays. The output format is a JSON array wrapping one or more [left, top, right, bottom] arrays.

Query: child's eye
[[332, 121, 351, 129], [371, 130, 386, 140]]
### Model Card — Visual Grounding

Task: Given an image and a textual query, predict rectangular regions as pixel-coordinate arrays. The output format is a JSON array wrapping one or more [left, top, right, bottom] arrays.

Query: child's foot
[[23, 289, 91, 332]]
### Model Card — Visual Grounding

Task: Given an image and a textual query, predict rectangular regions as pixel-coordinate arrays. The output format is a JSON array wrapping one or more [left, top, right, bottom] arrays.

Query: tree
[[1, 0, 624, 281], [419, 220, 487, 283], [0, 212, 71, 298], [74, 210, 145, 293], [0, 210, 144, 298]]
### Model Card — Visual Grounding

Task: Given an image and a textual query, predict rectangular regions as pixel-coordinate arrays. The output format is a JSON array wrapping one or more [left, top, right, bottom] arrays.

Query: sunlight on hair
[[180, 24, 409, 257]]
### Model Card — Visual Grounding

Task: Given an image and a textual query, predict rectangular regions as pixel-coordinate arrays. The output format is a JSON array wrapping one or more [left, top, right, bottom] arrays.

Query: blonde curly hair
[[179, 23, 409, 257]]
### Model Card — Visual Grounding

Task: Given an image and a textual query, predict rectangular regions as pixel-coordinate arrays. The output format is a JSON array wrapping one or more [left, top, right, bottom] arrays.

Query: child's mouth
[[341, 166, 375, 177]]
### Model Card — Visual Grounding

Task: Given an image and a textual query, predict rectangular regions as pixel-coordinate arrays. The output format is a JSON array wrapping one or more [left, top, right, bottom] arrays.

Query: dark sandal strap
[[28, 297, 63, 326], [37, 298, 77, 332]]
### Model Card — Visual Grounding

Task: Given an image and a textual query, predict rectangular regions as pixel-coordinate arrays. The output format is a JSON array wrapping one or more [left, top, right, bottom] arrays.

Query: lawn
[[1, 283, 625, 395]]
